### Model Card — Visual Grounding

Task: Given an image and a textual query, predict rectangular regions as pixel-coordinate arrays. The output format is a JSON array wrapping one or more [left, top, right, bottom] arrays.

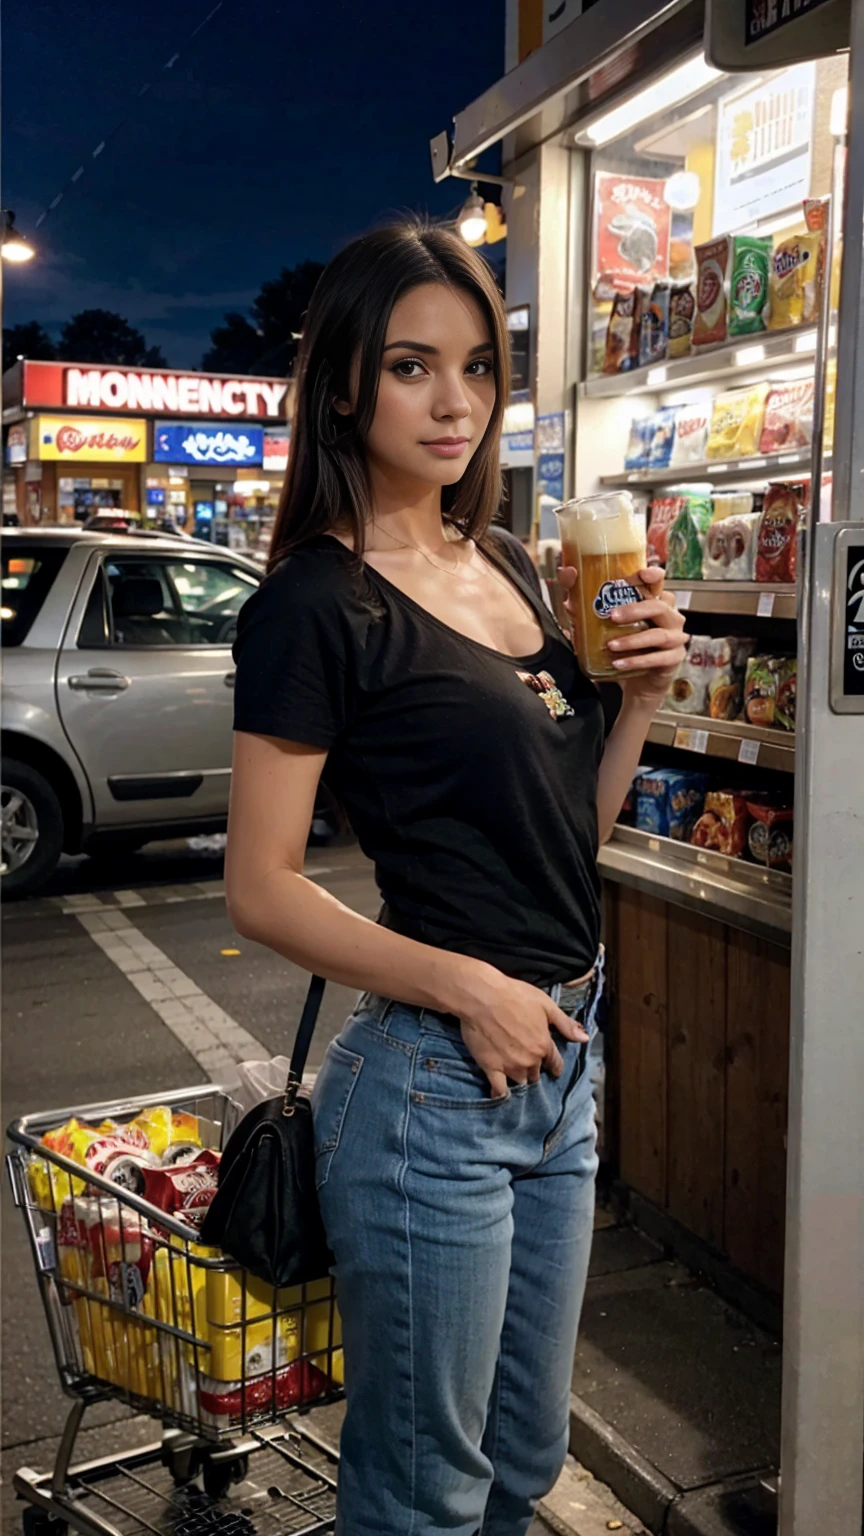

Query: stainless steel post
[[780, 3, 864, 1527]]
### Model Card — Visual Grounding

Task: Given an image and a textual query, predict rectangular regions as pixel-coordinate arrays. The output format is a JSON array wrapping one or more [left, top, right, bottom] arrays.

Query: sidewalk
[[571, 1203, 781, 1536]]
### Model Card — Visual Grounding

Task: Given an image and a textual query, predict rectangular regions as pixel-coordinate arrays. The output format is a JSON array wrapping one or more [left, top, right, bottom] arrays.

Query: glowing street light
[[1, 211, 35, 263]]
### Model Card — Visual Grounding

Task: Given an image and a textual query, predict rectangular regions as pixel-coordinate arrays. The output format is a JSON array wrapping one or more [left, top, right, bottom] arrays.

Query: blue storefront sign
[[153, 422, 264, 467]]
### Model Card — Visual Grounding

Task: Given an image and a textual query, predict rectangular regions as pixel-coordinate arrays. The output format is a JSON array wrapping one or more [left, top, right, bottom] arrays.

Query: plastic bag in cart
[[220, 1057, 318, 1141]]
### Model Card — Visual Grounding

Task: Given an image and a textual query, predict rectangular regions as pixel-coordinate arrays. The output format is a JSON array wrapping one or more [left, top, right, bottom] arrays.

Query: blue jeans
[[310, 965, 601, 1536]]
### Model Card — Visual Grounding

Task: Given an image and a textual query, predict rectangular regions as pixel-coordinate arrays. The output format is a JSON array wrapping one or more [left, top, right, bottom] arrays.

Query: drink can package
[[767, 236, 809, 330], [668, 282, 696, 357], [638, 282, 670, 367], [693, 237, 730, 347], [706, 383, 769, 461], [669, 403, 710, 467], [728, 235, 772, 335]]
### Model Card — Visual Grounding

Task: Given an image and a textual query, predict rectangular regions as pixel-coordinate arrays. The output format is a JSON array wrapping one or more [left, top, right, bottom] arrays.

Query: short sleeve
[[232, 556, 357, 748]]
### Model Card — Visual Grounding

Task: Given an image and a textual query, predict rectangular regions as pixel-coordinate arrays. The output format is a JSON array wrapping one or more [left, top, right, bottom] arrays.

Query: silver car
[[1, 529, 340, 895]]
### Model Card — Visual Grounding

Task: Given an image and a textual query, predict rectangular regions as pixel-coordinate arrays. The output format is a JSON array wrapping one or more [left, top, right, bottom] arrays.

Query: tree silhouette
[[202, 261, 325, 375], [57, 309, 167, 367], [3, 321, 57, 362]]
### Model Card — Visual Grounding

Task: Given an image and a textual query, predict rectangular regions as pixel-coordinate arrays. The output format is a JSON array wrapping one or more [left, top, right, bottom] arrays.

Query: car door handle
[[224, 671, 236, 688], [68, 669, 131, 692]]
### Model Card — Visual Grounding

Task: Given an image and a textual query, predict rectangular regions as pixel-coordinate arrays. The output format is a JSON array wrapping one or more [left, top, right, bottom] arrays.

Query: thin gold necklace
[[371, 521, 465, 576]]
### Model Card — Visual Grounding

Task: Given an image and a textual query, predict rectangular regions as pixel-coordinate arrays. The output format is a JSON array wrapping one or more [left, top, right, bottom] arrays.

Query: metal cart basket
[[7, 1085, 343, 1536]]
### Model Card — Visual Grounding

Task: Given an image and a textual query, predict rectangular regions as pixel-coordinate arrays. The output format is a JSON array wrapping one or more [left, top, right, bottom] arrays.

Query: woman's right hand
[[450, 960, 589, 1100]]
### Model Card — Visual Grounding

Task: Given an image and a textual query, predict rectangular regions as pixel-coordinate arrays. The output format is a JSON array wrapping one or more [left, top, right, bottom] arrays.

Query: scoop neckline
[[317, 531, 552, 668]]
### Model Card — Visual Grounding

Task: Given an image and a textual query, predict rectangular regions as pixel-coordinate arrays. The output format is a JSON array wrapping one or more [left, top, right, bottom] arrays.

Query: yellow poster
[[33, 415, 147, 463]]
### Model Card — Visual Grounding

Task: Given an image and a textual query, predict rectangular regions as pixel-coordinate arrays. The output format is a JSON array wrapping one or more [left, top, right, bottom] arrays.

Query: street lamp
[[1, 211, 35, 263], [457, 185, 487, 246]]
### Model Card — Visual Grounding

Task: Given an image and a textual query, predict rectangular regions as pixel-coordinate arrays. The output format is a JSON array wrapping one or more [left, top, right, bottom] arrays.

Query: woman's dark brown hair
[[268, 221, 510, 570]]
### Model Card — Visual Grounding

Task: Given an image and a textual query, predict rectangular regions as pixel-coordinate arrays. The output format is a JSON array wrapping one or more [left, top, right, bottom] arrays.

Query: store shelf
[[600, 448, 812, 490], [599, 825, 792, 943], [580, 324, 817, 400], [648, 710, 795, 772], [666, 580, 797, 620]]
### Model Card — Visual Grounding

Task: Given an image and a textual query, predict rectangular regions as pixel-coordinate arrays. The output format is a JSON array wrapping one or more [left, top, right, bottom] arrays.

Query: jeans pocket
[[413, 1044, 537, 1111], [311, 1037, 364, 1189]]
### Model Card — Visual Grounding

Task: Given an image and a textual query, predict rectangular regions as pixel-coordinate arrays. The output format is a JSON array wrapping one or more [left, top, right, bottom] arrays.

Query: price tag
[[738, 737, 761, 765], [675, 728, 709, 753], [757, 592, 775, 618], [676, 590, 692, 611]]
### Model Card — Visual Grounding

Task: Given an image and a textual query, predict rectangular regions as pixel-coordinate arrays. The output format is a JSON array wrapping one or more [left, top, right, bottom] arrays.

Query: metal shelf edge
[[579, 325, 818, 400], [599, 839, 792, 943]]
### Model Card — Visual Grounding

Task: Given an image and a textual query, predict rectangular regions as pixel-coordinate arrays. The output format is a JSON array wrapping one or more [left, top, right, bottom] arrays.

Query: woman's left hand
[[560, 564, 688, 711]]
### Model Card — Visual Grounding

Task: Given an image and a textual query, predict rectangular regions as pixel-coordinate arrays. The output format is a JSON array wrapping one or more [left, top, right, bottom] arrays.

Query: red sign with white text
[[593, 172, 671, 291], [21, 361, 288, 421]]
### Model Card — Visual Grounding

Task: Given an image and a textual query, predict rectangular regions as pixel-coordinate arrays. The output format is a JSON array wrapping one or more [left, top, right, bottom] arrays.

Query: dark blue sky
[[5, 1, 503, 367]]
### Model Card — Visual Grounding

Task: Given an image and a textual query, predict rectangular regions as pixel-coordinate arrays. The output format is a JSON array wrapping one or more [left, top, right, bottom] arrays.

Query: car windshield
[[1, 546, 68, 647]]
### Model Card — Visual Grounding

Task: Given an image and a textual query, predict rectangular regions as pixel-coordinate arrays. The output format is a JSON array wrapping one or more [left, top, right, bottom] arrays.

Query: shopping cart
[[7, 1085, 344, 1536]]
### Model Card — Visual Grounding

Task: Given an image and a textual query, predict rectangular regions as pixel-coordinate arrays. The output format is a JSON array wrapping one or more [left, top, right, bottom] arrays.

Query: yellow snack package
[[767, 237, 807, 329], [705, 383, 770, 461], [802, 200, 828, 325]]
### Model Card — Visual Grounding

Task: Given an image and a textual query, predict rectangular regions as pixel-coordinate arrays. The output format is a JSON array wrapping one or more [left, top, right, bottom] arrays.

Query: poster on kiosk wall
[[153, 422, 264, 467]]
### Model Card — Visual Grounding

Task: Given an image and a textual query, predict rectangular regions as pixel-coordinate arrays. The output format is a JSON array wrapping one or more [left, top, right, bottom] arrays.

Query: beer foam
[[558, 495, 645, 557]]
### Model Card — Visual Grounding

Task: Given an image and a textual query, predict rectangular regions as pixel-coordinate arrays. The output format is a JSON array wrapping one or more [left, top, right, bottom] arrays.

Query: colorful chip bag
[[707, 637, 755, 720], [758, 379, 814, 454], [647, 494, 684, 566], [693, 236, 730, 347], [691, 791, 750, 858], [705, 382, 769, 461], [729, 235, 772, 335], [638, 282, 670, 367], [767, 236, 809, 330], [646, 405, 679, 469], [666, 494, 714, 580], [624, 415, 655, 471], [667, 635, 712, 715], [668, 282, 696, 357], [744, 655, 784, 727], [802, 199, 828, 325], [775, 657, 797, 731], [746, 800, 794, 871], [755, 483, 802, 583], [702, 512, 760, 580], [669, 403, 710, 467], [603, 291, 636, 374]]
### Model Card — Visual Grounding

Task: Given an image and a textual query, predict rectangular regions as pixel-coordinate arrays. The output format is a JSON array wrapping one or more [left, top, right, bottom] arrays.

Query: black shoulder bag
[[199, 975, 333, 1287]]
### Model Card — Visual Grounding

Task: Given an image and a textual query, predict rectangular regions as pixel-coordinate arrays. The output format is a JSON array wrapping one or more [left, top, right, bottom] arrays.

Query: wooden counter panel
[[667, 911, 727, 1248], [615, 887, 668, 1208]]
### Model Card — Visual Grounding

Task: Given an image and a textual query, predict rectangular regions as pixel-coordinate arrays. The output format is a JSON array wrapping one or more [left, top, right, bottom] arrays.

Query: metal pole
[[780, 2, 864, 1528]]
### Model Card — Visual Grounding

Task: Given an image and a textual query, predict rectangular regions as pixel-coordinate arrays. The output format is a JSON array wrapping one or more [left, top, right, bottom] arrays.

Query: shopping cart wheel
[[21, 1507, 67, 1536], [202, 1453, 249, 1500], [160, 1433, 203, 1486]]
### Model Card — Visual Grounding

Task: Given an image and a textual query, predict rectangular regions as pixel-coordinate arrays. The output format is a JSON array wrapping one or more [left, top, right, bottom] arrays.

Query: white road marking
[[48, 864, 344, 916], [75, 908, 268, 1081]]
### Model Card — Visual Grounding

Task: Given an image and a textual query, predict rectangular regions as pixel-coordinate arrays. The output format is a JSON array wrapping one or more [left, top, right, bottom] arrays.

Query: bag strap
[[284, 974, 326, 1112]]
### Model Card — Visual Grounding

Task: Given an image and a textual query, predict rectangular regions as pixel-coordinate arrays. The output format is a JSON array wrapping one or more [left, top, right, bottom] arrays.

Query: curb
[[569, 1393, 777, 1536]]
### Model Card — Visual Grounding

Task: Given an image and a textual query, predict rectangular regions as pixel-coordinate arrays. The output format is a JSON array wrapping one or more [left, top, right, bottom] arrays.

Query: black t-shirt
[[233, 534, 605, 984]]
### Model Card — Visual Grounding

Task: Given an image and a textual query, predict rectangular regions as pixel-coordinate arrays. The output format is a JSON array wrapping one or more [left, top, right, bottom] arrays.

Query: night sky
[[5, 1, 503, 368]]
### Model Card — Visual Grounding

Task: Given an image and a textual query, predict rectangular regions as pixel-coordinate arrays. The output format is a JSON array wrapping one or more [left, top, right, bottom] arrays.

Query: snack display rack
[[600, 446, 813, 489]]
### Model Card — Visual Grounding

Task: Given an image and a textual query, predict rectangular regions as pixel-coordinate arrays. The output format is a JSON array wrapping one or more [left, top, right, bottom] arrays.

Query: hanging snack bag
[[755, 483, 802, 583], [767, 236, 808, 330], [669, 402, 710, 468], [647, 494, 685, 566], [691, 791, 750, 858], [624, 414, 655, 471], [667, 635, 712, 715], [646, 405, 679, 469], [746, 800, 794, 871], [759, 379, 815, 454], [667, 494, 714, 580], [639, 282, 671, 367], [668, 282, 696, 358], [744, 655, 784, 727], [802, 199, 829, 325], [729, 235, 772, 335], [705, 382, 769, 461], [693, 236, 730, 347], [603, 291, 636, 374], [775, 657, 797, 731], [702, 512, 760, 580]]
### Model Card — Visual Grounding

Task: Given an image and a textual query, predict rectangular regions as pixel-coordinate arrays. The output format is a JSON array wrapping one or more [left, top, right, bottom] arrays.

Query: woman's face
[[348, 282, 497, 488]]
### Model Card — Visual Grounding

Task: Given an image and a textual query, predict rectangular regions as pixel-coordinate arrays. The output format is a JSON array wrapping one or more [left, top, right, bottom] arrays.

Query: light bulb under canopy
[[458, 187, 487, 245]]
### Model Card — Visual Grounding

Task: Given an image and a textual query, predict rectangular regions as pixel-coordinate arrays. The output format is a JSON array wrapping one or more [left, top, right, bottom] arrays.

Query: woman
[[226, 222, 686, 1536]]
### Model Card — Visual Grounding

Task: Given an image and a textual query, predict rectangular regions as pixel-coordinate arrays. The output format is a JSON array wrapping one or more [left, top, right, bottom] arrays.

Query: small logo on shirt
[[516, 668, 574, 720]]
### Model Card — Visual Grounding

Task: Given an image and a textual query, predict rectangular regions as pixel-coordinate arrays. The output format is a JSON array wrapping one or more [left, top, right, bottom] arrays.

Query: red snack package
[[756, 484, 802, 583], [746, 799, 794, 871], [144, 1150, 220, 1231], [690, 791, 749, 857], [647, 495, 684, 566], [759, 380, 814, 454], [198, 1359, 331, 1429]]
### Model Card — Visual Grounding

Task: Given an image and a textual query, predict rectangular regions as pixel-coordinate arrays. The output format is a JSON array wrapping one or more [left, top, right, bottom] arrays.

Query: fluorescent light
[[735, 344, 766, 367], [578, 56, 722, 148], [795, 332, 818, 353], [830, 85, 848, 138], [647, 366, 667, 387]]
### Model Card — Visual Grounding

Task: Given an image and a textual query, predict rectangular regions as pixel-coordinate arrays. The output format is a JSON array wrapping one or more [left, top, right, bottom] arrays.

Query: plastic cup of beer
[[556, 491, 650, 681]]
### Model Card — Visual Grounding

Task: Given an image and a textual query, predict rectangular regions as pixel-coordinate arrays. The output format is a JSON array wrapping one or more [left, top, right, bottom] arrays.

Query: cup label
[[593, 579, 643, 618]]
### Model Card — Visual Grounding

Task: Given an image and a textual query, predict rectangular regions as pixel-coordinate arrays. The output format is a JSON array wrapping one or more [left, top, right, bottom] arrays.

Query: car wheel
[[1, 760, 64, 896]]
